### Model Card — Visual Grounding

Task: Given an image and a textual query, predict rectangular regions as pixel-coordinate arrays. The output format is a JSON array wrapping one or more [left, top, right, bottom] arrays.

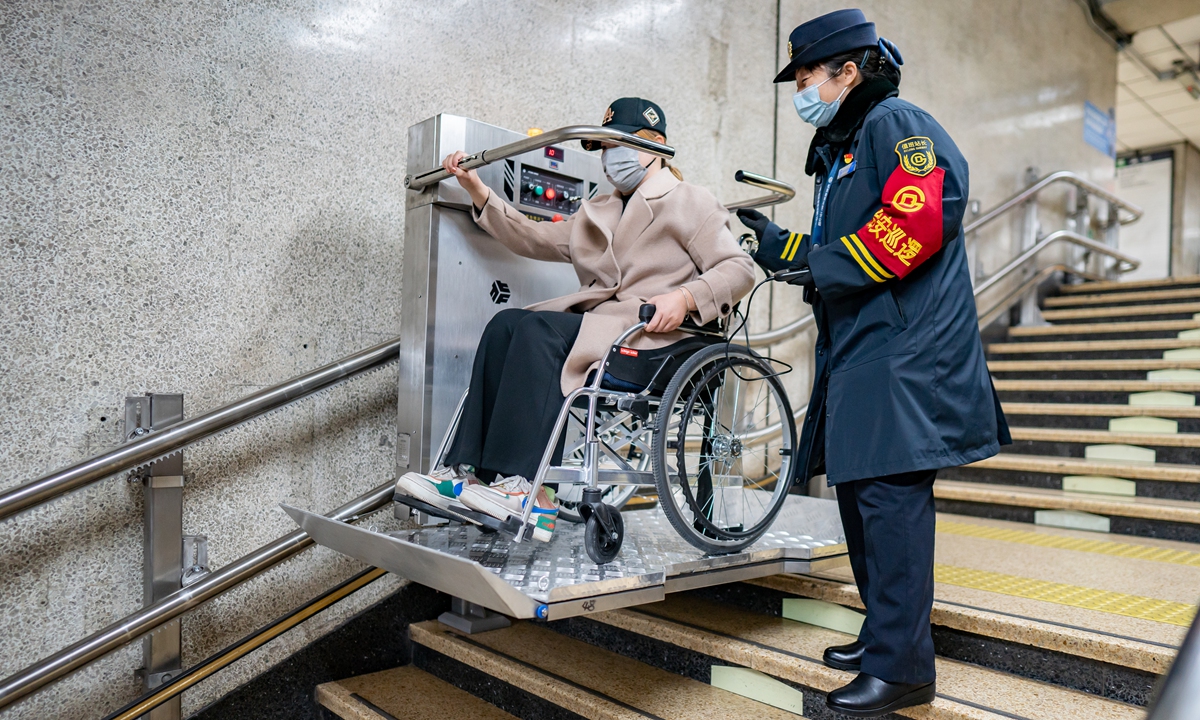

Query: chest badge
[[837, 158, 857, 180], [896, 136, 937, 177]]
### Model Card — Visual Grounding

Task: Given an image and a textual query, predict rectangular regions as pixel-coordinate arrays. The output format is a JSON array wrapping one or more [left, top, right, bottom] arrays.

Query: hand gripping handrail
[[0, 481, 394, 711], [404, 125, 675, 190], [0, 338, 402, 523], [965, 170, 1143, 234]]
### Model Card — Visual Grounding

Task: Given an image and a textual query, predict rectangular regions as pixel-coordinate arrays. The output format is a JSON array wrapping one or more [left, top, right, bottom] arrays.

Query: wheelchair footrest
[[395, 493, 537, 541]]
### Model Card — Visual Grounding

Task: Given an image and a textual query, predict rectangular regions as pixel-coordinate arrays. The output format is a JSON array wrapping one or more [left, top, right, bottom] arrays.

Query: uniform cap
[[581, 97, 667, 151], [774, 9, 878, 84]]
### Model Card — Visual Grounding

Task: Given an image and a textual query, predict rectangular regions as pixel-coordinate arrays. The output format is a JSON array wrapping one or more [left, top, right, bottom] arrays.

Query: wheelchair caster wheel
[[584, 508, 623, 564]]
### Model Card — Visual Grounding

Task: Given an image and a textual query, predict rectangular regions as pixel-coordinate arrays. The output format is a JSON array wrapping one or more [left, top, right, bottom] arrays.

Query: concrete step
[[1044, 287, 1200, 309], [944, 451, 1200, 501], [994, 380, 1200, 405], [989, 359, 1200, 381], [934, 479, 1200, 543], [317, 665, 517, 720], [1001, 403, 1200, 434], [410, 619, 806, 719], [1041, 302, 1200, 323], [1008, 319, 1200, 339], [988, 338, 1200, 361], [560, 594, 1144, 719], [1057, 276, 1200, 295], [1002, 426, 1200, 465]]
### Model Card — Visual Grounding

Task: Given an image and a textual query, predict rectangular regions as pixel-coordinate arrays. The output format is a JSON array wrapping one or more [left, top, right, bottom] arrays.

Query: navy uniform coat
[[756, 79, 1010, 485]]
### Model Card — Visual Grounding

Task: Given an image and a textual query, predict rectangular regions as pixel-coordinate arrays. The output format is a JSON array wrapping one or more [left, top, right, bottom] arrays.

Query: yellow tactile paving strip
[[933, 564, 1197, 627], [938, 520, 1200, 567]]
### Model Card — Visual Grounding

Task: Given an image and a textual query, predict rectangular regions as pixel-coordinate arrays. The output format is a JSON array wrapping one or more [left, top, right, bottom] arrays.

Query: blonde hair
[[635, 129, 684, 181]]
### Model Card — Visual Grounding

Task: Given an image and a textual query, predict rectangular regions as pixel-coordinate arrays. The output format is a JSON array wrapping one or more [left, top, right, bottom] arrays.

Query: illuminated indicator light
[[552, 214, 564, 222], [535, 186, 544, 196], [527, 128, 544, 136], [545, 188, 557, 200]]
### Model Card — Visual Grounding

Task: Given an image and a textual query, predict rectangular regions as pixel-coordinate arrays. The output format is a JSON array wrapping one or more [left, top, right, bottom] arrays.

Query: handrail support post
[[1018, 168, 1047, 326], [127, 394, 185, 720]]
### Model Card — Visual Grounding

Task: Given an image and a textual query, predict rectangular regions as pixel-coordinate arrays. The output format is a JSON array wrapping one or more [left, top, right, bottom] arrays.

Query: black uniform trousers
[[444, 308, 583, 483], [835, 469, 937, 685]]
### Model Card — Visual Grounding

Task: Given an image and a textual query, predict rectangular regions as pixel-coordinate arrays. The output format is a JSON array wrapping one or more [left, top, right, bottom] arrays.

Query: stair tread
[[591, 596, 1142, 720], [317, 665, 517, 720], [1008, 426, 1200, 447], [968, 452, 1200, 481], [1001, 403, 1200, 419], [989, 338, 1200, 354], [1044, 287, 1200, 307], [1003, 402, 1200, 418], [410, 620, 801, 720], [935, 479, 1200, 523], [994, 379, 1200, 392], [1058, 276, 1200, 294], [1042, 301, 1200, 321], [990, 359, 1200, 371], [1008, 320, 1200, 336]]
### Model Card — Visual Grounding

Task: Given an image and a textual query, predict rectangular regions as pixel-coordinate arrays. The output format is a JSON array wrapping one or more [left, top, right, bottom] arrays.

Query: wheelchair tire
[[584, 510, 623, 564], [651, 343, 797, 555]]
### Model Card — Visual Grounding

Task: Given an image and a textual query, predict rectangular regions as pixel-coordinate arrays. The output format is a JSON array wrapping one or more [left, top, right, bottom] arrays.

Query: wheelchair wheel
[[584, 509, 624, 564], [651, 343, 797, 554]]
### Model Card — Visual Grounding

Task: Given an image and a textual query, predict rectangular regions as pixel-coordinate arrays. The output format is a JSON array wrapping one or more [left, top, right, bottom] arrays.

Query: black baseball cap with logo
[[581, 97, 668, 151]]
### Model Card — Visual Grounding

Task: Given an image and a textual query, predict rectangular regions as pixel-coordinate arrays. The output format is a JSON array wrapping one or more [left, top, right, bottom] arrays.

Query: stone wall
[[0, 1, 1115, 717]]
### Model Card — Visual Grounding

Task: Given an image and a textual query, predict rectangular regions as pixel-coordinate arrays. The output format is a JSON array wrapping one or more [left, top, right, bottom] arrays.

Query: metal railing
[[964, 170, 1142, 234], [1145, 600, 1200, 719], [0, 338, 402, 523], [0, 482, 394, 710]]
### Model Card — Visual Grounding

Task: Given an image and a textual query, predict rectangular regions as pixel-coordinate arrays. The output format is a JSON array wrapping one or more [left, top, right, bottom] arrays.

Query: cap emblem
[[602, 107, 614, 125], [642, 106, 660, 126], [788, 40, 793, 58]]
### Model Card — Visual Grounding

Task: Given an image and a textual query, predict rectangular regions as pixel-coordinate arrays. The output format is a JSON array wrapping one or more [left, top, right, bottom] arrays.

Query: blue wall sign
[[1083, 101, 1116, 158]]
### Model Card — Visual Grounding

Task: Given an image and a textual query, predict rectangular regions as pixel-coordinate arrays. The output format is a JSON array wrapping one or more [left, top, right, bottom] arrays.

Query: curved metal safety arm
[[965, 171, 1144, 234], [972, 230, 1140, 297], [0, 482, 394, 711], [404, 125, 674, 190], [724, 170, 796, 211], [0, 338, 402, 523]]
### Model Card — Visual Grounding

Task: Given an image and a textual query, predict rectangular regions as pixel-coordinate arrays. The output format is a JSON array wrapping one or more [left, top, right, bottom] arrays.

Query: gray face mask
[[602, 146, 649, 194]]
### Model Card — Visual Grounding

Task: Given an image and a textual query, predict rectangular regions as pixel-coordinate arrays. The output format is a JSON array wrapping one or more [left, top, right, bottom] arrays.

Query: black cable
[[722, 274, 796, 382]]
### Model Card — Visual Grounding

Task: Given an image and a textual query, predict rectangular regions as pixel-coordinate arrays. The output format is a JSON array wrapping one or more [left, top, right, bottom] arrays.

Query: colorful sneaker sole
[[396, 472, 455, 511]]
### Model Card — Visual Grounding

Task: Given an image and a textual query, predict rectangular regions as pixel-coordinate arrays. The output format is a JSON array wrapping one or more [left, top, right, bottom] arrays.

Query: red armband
[[853, 136, 945, 279]]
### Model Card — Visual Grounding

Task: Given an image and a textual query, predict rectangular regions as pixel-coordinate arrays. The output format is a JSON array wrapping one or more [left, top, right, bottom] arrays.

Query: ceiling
[[1116, 11, 1200, 152], [1102, 0, 1199, 33]]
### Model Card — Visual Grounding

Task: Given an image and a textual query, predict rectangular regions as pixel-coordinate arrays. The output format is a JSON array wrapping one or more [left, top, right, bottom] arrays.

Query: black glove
[[736, 208, 771, 241]]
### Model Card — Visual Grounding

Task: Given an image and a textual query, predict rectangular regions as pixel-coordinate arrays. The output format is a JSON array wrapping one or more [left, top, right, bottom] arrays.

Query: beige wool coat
[[473, 169, 757, 394]]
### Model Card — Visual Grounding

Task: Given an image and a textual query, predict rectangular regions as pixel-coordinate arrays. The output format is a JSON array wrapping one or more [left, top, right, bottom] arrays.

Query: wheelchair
[[398, 302, 799, 565]]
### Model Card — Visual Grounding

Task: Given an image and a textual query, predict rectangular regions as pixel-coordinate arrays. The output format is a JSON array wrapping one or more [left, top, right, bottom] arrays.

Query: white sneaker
[[395, 465, 479, 511], [459, 475, 559, 542]]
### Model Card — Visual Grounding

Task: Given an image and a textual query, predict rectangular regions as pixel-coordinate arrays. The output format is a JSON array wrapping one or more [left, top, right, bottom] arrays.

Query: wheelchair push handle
[[638, 304, 657, 325]]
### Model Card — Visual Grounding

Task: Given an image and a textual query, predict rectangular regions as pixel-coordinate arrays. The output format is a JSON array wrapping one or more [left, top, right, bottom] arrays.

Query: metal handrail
[[964, 170, 1143, 234], [0, 339, 402, 523], [404, 125, 675, 190], [0, 481, 394, 711], [747, 178, 1143, 348], [974, 264, 1105, 328], [972, 229, 1139, 297], [1145, 598, 1200, 719], [725, 170, 796, 211]]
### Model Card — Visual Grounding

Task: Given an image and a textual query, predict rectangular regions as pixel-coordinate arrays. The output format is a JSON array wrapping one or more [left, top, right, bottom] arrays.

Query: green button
[[535, 185, 544, 196]]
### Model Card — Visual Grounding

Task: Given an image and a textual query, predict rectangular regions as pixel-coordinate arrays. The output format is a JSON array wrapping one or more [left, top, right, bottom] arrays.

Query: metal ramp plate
[[282, 495, 846, 621]]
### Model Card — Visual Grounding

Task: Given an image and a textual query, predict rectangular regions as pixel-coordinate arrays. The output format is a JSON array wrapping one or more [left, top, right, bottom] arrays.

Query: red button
[[545, 188, 557, 200], [552, 214, 564, 222]]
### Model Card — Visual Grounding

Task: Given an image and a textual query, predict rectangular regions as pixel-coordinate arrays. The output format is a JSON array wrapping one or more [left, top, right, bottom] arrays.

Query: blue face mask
[[793, 74, 848, 128]]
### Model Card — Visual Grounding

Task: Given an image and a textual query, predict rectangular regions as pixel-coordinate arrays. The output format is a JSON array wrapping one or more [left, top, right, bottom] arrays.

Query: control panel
[[520, 166, 583, 218]]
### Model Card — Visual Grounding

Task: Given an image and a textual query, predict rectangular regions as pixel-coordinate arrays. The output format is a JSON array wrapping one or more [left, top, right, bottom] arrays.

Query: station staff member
[[737, 9, 1010, 717]]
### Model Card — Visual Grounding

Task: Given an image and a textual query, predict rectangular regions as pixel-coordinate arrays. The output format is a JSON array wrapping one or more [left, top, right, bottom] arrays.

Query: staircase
[[316, 277, 1200, 719]]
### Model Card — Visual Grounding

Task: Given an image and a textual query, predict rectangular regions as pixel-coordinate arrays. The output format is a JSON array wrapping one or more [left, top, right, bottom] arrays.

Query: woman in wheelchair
[[396, 97, 755, 541]]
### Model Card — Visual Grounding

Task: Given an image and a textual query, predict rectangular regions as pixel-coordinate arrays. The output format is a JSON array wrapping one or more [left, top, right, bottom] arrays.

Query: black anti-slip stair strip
[[939, 467, 1200, 503]]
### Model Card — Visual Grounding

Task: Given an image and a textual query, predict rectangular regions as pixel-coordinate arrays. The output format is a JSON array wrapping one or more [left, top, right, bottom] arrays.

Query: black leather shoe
[[826, 673, 935, 718], [822, 640, 865, 670]]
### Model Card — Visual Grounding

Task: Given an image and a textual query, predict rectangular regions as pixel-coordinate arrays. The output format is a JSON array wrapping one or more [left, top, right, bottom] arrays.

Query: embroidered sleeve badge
[[895, 136, 937, 177]]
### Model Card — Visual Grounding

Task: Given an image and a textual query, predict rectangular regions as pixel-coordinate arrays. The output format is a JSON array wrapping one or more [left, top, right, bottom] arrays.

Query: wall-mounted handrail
[[404, 125, 675, 190], [964, 170, 1143, 235], [0, 482, 394, 711], [725, 170, 796, 211], [0, 339, 402, 523], [972, 229, 1139, 297], [974, 264, 1105, 328]]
